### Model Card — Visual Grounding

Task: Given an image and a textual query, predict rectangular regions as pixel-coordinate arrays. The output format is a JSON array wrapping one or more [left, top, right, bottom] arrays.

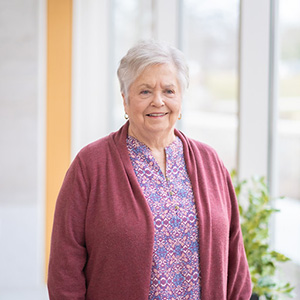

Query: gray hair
[[117, 40, 189, 101]]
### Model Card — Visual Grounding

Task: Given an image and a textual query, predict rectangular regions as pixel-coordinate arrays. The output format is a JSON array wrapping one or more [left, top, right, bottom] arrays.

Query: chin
[[147, 124, 173, 133]]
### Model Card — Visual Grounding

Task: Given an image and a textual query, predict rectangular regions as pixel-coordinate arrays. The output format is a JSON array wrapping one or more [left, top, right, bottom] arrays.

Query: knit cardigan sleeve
[[225, 168, 252, 299], [48, 154, 89, 300]]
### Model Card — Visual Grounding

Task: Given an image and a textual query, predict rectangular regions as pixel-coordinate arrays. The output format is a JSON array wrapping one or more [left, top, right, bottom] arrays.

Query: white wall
[[0, 0, 48, 298]]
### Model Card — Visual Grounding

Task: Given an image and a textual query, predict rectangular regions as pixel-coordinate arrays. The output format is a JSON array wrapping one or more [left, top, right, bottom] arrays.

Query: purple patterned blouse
[[126, 135, 201, 300]]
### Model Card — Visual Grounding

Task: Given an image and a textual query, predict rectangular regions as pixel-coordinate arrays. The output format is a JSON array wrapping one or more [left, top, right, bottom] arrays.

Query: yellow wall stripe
[[45, 0, 73, 277]]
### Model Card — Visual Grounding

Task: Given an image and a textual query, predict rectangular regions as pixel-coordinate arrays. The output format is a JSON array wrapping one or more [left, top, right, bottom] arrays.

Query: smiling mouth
[[146, 113, 168, 117]]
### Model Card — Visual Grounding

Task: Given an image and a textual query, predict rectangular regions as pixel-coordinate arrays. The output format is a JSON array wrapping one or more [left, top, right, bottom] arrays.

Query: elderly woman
[[48, 40, 251, 299]]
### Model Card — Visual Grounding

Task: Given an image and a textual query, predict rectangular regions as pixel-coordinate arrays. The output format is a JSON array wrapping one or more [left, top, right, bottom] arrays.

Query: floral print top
[[126, 135, 201, 300]]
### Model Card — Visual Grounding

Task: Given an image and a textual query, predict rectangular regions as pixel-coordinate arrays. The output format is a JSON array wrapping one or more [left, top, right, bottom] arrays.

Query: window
[[277, 0, 300, 200], [274, 0, 300, 295], [183, 0, 240, 170]]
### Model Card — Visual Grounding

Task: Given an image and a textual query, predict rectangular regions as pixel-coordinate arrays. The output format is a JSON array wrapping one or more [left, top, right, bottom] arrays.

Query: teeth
[[148, 113, 166, 117]]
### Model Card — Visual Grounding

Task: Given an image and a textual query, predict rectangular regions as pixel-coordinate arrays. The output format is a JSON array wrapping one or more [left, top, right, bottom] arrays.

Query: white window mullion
[[267, 0, 279, 197], [72, 0, 110, 158], [238, 0, 272, 180]]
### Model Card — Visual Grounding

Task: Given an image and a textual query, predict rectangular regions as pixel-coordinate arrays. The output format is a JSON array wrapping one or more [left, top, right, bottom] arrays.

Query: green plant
[[231, 171, 295, 299]]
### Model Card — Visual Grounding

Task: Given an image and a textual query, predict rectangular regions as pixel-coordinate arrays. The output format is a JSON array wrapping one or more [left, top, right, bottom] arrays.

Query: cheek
[[169, 99, 182, 112], [126, 101, 147, 117]]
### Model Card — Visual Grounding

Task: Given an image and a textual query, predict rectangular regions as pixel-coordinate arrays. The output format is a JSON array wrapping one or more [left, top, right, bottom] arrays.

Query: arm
[[226, 170, 252, 299], [48, 155, 88, 300]]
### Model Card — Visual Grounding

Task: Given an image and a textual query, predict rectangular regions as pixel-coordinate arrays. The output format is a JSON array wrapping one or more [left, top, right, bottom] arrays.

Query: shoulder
[[188, 136, 219, 157], [62, 136, 111, 184], [71, 125, 128, 174], [191, 137, 226, 171], [67, 137, 109, 173], [176, 130, 229, 182], [77, 135, 110, 160], [76, 124, 128, 163], [68, 133, 119, 178], [179, 131, 223, 165]]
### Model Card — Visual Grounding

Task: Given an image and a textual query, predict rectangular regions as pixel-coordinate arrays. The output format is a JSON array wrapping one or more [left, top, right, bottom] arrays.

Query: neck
[[128, 125, 176, 151]]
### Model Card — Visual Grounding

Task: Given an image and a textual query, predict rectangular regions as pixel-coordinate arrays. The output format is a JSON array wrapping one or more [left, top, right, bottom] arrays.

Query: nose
[[151, 92, 165, 107]]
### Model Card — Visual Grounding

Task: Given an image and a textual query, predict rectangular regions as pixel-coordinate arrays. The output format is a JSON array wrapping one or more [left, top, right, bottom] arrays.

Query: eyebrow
[[164, 84, 176, 89], [137, 84, 153, 89]]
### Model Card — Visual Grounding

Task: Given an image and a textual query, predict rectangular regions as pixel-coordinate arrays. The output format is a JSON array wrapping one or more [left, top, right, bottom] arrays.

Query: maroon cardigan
[[48, 122, 251, 299]]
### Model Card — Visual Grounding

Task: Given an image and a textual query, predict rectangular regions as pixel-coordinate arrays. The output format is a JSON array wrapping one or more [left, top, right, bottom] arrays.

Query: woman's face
[[123, 63, 182, 140]]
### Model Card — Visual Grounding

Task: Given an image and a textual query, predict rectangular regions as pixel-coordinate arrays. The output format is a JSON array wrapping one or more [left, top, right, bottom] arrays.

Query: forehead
[[133, 63, 179, 85]]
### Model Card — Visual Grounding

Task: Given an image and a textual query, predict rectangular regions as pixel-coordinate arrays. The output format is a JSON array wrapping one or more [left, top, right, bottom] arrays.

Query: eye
[[140, 90, 151, 95], [165, 89, 175, 95]]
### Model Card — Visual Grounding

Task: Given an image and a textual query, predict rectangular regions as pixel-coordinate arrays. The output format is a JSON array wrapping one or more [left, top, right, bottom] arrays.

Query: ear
[[122, 93, 127, 108]]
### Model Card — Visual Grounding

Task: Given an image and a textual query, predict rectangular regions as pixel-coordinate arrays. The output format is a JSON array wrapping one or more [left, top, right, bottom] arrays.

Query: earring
[[178, 113, 182, 120], [124, 113, 129, 120]]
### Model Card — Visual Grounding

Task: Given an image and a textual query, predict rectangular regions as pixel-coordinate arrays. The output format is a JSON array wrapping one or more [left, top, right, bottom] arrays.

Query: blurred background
[[0, 0, 299, 299]]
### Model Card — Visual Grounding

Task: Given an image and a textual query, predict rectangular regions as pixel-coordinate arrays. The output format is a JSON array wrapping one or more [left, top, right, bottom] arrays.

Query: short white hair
[[117, 40, 189, 101]]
